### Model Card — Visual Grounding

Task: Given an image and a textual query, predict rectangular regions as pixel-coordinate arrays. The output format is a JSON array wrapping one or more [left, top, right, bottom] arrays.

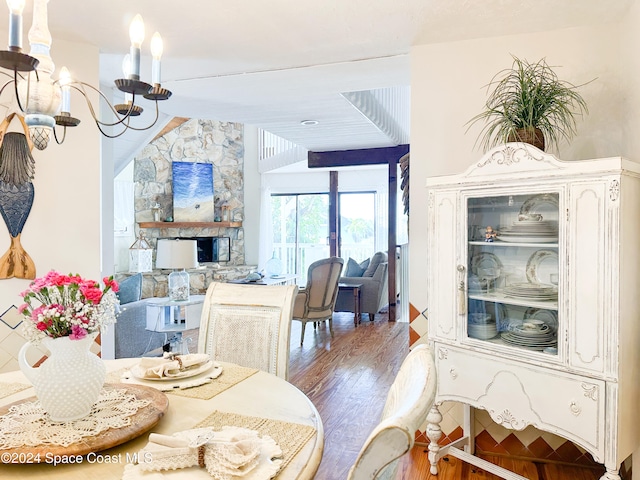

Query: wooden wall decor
[[0, 114, 36, 280], [400, 153, 409, 216]]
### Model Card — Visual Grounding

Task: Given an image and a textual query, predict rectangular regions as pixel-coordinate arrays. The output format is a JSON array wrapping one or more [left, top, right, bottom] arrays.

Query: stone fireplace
[[130, 119, 256, 297]]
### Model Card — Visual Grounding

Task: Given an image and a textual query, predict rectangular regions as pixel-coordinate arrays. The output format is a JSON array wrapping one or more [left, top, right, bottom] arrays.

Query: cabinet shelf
[[468, 291, 558, 310], [469, 241, 558, 248], [138, 221, 243, 228]]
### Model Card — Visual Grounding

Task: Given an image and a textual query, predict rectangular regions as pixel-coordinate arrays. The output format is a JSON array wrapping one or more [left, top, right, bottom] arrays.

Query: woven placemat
[[0, 382, 31, 400], [106, 364, 258, 401], [195, 411, 316, 470], [167, 364, 258, 400]]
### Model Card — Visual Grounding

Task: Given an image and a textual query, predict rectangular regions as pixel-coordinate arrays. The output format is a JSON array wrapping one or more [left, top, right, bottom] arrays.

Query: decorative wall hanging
[[172, 162, 214, 222], [399, 153, 409, 216], [0, 113, 36, 279]]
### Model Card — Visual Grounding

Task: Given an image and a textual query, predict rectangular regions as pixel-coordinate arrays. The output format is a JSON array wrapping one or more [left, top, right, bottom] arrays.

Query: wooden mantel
[[138, 221, 243, 228]]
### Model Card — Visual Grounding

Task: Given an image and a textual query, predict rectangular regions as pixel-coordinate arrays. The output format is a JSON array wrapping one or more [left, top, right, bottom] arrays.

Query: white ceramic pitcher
[[18, 333, 106, 422]]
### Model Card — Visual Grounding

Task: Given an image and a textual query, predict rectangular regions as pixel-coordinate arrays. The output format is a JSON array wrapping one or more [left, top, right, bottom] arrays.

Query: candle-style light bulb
[[150, 32, 163, 86], [150, 32, 163, 59], [59, 66, 72, 113], [6, 0, 24, 12], [128, 14, 145, 79], [6, 0, 25, 51], [129, 14, 145, 47]]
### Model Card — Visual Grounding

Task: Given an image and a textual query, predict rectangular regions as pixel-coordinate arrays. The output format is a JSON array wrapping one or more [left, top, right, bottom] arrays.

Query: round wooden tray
[[0, 383, 168, 462]]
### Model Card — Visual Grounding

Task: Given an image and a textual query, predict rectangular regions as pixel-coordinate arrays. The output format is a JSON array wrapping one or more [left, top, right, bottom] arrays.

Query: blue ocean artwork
[[172, 162, 214, 222]]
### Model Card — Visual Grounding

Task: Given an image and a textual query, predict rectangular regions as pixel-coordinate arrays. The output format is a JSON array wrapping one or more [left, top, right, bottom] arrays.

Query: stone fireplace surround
[[127, 119, 257, 298]]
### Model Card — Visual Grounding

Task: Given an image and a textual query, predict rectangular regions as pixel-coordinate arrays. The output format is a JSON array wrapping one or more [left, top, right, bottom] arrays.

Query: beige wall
[[0, 37, 101, 304], [620, 0, 640, 161], [409, 22, 625, 338], [0, 37, 101, 369]]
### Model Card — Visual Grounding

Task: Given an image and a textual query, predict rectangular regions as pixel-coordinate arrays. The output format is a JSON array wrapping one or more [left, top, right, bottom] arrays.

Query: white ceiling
[[17, 0, 636, 171]]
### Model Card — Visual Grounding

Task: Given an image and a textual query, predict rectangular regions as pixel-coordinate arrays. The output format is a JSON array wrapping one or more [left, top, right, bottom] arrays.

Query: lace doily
[[0, 382, 30, 400], [0, 387, 151, 449]]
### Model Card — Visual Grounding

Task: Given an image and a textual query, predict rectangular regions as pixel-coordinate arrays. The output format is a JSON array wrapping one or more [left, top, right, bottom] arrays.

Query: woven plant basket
[[507, 128, 545, 151]]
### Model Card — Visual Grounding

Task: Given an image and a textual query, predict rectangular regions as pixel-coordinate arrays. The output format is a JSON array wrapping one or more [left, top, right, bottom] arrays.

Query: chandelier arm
[[92, 111, 138, 139], [53, 124, 67, 145], [69, 81, 143, 128], [0, 79, 15, 97], [12, 69, 26, 113], [0, 70, 25, 81], [117, 101, 161, 132], [69, 82, 161, 132]]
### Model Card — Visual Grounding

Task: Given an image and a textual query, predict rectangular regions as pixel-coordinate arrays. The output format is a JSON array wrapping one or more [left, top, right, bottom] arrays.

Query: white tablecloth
[[0, 358, 323, 480]]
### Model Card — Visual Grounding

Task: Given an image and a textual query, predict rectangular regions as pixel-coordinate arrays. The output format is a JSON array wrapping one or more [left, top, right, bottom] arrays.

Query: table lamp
[[155, 239, 198, 301]]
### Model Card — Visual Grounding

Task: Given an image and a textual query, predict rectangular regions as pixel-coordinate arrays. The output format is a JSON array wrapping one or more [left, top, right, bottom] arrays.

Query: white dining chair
[[197, 282, 297, 380], [347, 344, 437, 480]]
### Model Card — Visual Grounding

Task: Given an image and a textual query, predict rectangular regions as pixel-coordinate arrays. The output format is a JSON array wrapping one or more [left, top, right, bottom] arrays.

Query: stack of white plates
[[468, 322, 498, 340], [496, 219, 558, 243], [503, 282, 558, 301], [501, 321, 557, 350]]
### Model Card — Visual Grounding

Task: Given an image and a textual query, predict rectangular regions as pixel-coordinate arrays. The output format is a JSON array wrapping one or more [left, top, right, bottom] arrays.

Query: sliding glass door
[[339, 192, 376, 262], [270, 194, 329, 285]]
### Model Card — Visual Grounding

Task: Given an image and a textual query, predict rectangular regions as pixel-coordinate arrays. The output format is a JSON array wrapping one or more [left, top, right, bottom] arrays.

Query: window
[[270, 194, 329, 284], [339, 192, 376, 261]]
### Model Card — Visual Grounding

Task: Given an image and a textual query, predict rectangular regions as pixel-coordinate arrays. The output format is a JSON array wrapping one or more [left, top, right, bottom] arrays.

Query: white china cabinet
[[425, 144, 640, 480]]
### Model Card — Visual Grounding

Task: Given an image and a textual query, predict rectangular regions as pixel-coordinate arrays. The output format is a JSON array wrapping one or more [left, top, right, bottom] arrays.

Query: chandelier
[[0, 0, 171, 150]]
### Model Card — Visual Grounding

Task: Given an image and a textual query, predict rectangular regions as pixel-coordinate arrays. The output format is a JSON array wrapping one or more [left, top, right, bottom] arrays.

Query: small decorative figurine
[[485, 226, 497, 242]]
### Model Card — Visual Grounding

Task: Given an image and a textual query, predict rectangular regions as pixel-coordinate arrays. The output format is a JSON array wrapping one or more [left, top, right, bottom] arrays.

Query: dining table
[[0, 357, 324, 480]]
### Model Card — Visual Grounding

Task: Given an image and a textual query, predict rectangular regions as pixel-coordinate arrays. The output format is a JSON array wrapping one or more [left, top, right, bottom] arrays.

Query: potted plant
[[467, 56, 590, 152]]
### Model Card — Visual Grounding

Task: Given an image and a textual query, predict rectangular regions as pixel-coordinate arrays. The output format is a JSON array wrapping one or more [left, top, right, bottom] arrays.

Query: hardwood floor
[[287, 312, 605, 480], [288, 312, 410, 479]]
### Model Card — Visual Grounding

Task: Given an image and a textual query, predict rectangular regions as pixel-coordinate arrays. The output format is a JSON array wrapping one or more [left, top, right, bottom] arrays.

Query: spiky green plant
[[466, 56, 590, 152]]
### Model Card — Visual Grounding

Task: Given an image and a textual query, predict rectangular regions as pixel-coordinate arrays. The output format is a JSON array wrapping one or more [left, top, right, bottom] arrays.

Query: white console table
[[145, 295, 204, 354]]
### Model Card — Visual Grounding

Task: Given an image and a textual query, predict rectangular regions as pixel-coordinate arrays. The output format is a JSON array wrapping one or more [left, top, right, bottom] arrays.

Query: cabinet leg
[[426, 404, 443, 475], [600, 467, 621, 480]]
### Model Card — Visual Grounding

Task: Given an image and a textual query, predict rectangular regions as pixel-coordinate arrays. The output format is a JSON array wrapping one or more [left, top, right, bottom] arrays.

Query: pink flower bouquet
[[19, 270, 120, 342]]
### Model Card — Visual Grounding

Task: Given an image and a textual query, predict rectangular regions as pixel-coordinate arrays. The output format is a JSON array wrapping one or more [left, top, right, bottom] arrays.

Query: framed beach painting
[[172, 162, 214, 222]]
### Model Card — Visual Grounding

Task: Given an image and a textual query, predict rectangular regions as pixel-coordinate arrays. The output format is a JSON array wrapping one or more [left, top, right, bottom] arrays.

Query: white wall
[[243, 125, 261, 266], [113, 162, 135, 273], [409, 22, 624, 334], [0, 37, 101, 309]]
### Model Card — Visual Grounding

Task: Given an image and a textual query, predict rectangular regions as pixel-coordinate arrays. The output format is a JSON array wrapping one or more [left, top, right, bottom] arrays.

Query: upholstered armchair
[[292, 257, 344, 345], [335, 251, 388, 322]]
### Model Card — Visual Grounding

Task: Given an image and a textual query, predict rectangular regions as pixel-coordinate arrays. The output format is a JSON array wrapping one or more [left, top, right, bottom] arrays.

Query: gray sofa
[[113, 273, 166, 358], [334, 252, 388, 321], [114, 298, 167, 358]]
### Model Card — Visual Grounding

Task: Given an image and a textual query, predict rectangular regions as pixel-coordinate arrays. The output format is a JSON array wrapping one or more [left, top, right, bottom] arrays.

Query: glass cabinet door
[[466, 193, 559, 356]]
